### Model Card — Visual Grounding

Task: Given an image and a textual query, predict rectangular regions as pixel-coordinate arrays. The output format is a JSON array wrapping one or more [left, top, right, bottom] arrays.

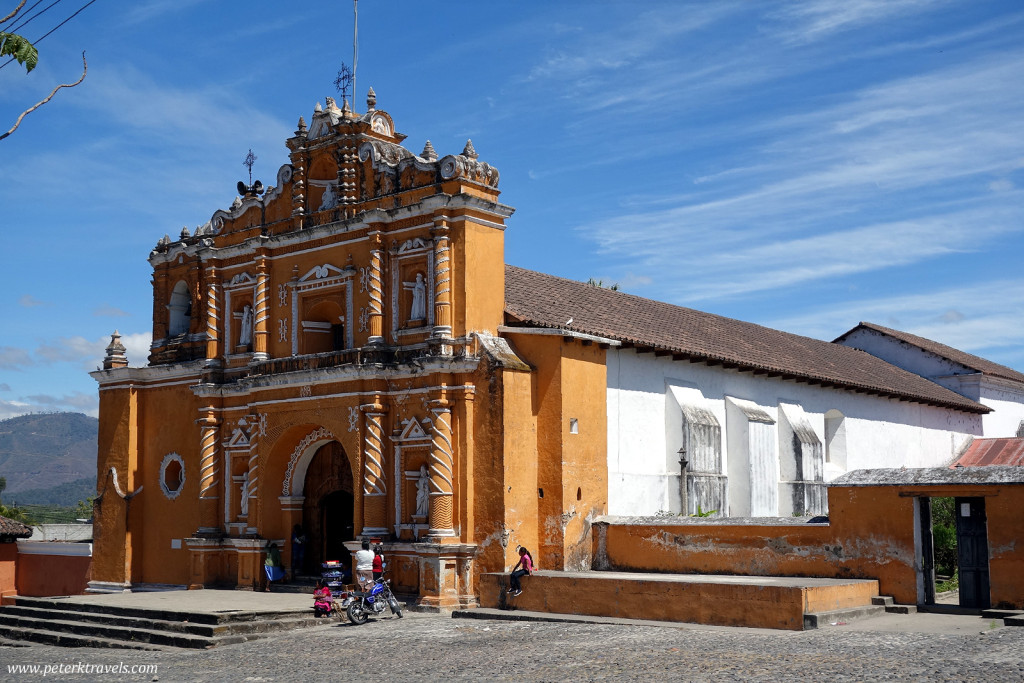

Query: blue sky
[[1, 0, 1023, 420]]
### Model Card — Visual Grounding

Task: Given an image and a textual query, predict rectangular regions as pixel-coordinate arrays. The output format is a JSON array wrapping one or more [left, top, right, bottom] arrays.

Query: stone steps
[[803, 604, 886, 629], [871, 595, 918, 614], [0, 596, 330, 650]]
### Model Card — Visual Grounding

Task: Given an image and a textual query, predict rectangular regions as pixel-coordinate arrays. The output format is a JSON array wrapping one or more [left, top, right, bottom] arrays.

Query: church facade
[[90, 92, 606, 606], [91, 91, 1021, 603]]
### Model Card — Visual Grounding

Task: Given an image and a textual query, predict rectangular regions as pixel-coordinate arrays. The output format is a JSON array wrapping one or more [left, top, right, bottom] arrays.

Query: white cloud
[[0, 399, 35, 421], [120, 332, 153, 367], [768, 279, 1024, 359], [0, 347, 34, 370], [579, 48, 1024, 302], [22, 391, 99, 418]]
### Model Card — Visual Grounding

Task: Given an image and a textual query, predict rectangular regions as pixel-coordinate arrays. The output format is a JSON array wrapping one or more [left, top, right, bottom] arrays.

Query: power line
[[0, 0, 100, 72], [9, 0, 63, 35]]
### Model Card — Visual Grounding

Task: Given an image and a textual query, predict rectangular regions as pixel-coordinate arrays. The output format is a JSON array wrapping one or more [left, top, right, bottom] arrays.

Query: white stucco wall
[[837, 328, 1024, 438], [606, 348, 983, 517]]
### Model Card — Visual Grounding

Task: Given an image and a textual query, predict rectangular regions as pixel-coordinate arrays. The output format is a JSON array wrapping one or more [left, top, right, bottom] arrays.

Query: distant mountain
[[0, 413, 97, 495], [8, 476, 96, 507]]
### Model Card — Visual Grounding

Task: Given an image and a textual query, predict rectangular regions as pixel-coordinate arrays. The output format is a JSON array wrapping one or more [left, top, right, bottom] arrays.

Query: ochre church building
[[91, 92, 606, 607], [91, 91, 1024, 607]]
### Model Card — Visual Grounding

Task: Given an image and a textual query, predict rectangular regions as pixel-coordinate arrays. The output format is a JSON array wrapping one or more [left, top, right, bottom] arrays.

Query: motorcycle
[[346, 578, 403, 624]]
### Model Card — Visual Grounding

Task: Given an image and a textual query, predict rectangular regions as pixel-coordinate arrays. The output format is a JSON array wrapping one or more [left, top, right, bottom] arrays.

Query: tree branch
[[1, 50, 86, 141], [1, 1, 27, 25]]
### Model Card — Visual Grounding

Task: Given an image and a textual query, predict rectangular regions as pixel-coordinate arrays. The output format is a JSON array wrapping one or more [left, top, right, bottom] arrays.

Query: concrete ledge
[[804, 605, 885, 629], [479, 571, 878, 631]]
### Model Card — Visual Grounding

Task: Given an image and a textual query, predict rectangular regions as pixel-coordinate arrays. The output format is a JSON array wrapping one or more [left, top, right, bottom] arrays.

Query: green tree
[[586, 277, 620, 291], [0, 502, 33, 525]]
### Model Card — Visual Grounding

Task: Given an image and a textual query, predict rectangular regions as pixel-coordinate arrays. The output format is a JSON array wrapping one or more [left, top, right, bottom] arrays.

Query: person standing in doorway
[[354, 540, 374, 591]]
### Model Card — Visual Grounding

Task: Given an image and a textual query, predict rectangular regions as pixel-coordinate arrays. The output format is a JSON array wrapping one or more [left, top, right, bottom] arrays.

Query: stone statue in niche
[[415, 465, 429, 517], [240, 470, 249, 517], [403, 272, 426, 322], [239, 305, 253, 346], [318, 183, 338, 211]]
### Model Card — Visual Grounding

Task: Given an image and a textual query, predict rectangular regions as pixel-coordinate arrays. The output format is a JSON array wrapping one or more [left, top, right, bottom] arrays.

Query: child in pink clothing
[[508, 546, 534, 596]]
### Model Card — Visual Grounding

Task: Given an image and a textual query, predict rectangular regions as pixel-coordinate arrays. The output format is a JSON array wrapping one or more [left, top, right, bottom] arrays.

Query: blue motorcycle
[[346, 578, 403, 624]]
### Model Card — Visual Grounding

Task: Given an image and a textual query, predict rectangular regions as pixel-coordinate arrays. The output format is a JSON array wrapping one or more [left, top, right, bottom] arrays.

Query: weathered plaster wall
[[606, 348, 981, 517], [593, 481, 1024, 608]]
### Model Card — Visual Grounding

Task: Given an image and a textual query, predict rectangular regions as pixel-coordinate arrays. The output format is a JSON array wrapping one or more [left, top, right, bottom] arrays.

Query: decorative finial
[[341, 98, 351, 114], [367, 87, 376, 111], [334, 63, 352, 103], [103, 330, 128, 370], [296, 116, 307, 135], [315, 101, 323, 113], [421, 140, 437, 161], [180, 226, 191, 240], [462, 139, 478, 159]]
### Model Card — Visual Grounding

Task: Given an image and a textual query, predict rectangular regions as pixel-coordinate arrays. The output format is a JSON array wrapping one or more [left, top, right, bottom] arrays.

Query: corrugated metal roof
[[953, 438, 1024, 467]]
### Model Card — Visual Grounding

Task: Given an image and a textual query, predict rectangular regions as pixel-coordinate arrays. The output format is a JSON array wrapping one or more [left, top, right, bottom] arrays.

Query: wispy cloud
[[768, 278, 1024, 362], [18, 393, 98, 419], [93, 305, 131, 317], [0, 383, 10, 392], [766, 0, 952, 44], [18, 294, 47, 307], [579, 47, 1024, 302]]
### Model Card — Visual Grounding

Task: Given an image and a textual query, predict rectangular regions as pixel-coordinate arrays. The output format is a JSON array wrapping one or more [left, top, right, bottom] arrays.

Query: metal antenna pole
[[352, 0, 358, 105]]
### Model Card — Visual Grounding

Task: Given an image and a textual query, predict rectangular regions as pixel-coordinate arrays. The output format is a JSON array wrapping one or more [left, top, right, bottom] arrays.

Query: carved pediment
[[398, 238, 430, 253], [228, 272, 256, 287], [398, 417, 431, 442], [299, 264, 346, 282], [225, 427, 250, 448]]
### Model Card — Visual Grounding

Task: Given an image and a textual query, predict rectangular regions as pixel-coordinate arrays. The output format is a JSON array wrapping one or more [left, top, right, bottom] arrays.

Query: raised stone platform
[[477, 570, 880, 630], [0, 590, 331, 649]]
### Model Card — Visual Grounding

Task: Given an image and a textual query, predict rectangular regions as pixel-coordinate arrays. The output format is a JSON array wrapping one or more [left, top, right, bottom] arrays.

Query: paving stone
[[0, 611, 1021, 682]]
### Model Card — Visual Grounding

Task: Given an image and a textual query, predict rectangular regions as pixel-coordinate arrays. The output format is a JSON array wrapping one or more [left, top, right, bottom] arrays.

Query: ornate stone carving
[[282, 427, 335, 496]]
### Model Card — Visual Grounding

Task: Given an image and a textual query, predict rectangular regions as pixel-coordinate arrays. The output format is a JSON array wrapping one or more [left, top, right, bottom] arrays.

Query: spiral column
[[428, 400, 456, 538], [360, 401, 388, 536], [196, 409, 221, 533]]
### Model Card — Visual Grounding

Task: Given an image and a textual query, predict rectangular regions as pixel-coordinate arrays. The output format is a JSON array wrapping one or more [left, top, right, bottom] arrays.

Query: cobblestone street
[[2, 612, 1023, 682]]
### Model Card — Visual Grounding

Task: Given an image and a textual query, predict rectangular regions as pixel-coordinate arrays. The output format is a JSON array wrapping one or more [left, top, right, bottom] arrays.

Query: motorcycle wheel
[[346, 601, 369, 625], [388, 597, 403, 618]]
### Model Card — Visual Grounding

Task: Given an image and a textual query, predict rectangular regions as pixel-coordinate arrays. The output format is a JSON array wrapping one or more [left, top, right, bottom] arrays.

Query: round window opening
[[160, 452, 185, 499]]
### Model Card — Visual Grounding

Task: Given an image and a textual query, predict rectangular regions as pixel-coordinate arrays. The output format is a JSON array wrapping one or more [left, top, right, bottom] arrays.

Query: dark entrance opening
[[918, 496, 990, 609], [301, 441, 355, 574], [320, 490, 354, 563]]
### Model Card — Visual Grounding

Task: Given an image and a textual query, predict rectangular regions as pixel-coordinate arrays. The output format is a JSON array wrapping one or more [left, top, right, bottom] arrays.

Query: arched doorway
[[301, 441, 355, 573]]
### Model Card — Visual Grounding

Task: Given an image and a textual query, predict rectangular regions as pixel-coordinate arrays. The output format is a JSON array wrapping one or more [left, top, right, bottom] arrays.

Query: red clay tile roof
[[835, 322, 1024, 384], [504, 265, 989, 414], [953, 438, 1024, 467], [0, 515, 32, 539]]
